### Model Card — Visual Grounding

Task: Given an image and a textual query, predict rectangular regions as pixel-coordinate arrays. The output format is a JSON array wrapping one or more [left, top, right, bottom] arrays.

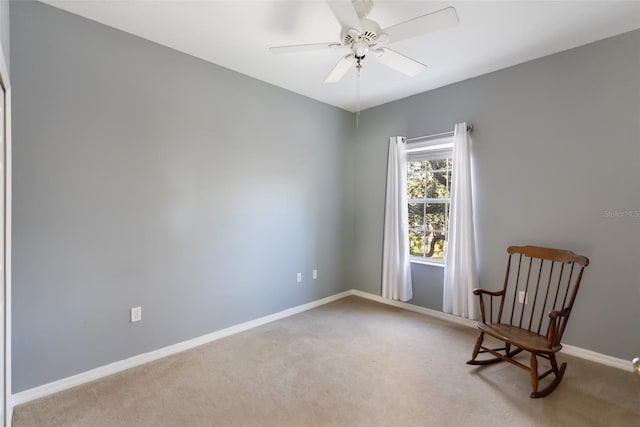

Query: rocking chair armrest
[[472, 289, 505, 323], [547, 307, 571, 348], [472, 288, 505, 297], [548, 307, 571, 320]]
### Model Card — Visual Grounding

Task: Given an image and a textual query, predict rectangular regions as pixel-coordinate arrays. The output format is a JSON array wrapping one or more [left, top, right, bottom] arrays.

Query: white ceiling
[[41, 0, 640, 112]]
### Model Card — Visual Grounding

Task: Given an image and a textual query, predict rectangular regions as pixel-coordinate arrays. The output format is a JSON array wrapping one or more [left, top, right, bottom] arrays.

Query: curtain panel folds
[[382, 136, 413, 302], [443, 122, 478, 319]]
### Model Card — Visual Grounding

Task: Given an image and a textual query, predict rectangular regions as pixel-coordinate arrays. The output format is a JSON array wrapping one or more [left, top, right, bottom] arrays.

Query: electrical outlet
[[312, 269, 318, 280], [130, 306, 142, 322], [296, 272, 302, 283], [518, 291, 528, 304]]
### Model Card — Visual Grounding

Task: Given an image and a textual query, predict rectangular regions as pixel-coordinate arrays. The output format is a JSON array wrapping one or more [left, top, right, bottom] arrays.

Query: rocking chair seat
[[477, 323, 561, 354]]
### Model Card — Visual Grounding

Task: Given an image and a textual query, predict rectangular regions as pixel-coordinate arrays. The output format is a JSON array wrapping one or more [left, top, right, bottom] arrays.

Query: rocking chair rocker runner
[[467, 245, 589, 398]]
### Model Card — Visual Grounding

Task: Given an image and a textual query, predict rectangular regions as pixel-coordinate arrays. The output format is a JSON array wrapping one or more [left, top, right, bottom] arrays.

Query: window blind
[[406, 135, 453, 161]]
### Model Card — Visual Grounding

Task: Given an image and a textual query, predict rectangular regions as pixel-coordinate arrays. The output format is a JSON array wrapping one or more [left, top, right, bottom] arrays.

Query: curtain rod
[[404, 124, 473, 143]]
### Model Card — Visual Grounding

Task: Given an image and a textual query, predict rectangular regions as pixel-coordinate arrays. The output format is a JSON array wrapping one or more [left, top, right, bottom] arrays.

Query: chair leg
[[531, 354, 567, 398], [529, 352, 539, 397], [549, 352, 559, 375], [469, 332, 484, 362], [467, 332, 514, 366]]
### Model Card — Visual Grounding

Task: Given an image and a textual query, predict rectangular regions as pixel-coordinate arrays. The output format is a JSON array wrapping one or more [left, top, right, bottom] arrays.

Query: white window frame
[[406, 135, 454, 266]]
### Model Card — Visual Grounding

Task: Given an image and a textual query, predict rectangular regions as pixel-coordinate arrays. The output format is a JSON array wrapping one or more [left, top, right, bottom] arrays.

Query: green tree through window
[[408, 158, 452, 261]]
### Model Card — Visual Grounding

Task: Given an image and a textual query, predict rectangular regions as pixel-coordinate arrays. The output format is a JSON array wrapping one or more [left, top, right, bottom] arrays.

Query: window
[[406, 136, 454, 264]]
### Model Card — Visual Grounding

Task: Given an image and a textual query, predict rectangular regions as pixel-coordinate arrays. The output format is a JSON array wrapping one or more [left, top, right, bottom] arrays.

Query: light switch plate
[[131, 306, 142, 322]]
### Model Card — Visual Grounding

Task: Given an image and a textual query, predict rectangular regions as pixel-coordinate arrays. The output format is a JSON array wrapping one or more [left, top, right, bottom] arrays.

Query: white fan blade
[[375, 48, 426, 77], [270, 42, 342, 55], [382, 7, 459, 44], [327, 0, 362, 31], [325, 55, 354, 83]]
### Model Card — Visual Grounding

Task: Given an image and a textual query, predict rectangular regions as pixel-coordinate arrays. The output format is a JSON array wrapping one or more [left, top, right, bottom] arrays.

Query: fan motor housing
[[341, 18, 381, 46]]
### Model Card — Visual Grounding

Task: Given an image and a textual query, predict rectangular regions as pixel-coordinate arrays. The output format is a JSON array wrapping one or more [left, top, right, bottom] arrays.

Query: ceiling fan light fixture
[[353, 40, 369, 58]]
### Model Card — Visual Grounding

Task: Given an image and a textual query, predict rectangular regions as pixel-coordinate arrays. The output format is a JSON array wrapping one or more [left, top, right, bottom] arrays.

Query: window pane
[[427, 158, 450, 172], [425, 203, 448, 259], [426, 170, 450, 199], [408, 203, 425, 256], [426, 203, 447, 233], [407, 161, 426, 199]]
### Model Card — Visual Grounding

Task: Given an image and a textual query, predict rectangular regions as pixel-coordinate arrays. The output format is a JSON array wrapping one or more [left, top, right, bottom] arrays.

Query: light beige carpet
[[13, 296, 640, 426]]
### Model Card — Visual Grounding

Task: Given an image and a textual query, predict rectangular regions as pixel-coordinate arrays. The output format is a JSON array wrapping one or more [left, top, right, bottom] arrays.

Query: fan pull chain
[[356, 66, 361, 128]]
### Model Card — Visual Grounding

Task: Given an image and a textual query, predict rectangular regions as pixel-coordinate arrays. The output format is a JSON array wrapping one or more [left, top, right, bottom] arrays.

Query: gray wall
[[0, 0, 10, 74], [0, 0, 8, 73], [409, 265, 443, 312], [11, 1, 352, 392], [346, 29, 640, 360]]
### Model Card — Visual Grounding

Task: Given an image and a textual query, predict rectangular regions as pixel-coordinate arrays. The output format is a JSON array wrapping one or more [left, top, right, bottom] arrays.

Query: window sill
[[410, 259, 445, 268]]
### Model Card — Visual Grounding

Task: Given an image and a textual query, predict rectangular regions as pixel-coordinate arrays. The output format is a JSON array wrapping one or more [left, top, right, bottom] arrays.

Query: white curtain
[[382, 137, 413, 302], [443, 123, 478, 319]]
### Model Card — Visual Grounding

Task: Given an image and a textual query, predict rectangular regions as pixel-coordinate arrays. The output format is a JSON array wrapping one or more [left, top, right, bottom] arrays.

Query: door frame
[[0, 37, 12, 427]]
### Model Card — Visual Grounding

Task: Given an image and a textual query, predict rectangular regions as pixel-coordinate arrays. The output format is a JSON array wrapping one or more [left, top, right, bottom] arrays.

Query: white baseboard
[[11, 291, 352, 406], [12, 288, 633, 407], [348, 289, 478, 328], [561, 344, 633, 371], [349, 289, 634, 372]]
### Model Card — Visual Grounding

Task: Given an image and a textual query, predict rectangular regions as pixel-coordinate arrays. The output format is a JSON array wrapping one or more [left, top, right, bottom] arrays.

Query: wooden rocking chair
[[467, 245, 589, 398]]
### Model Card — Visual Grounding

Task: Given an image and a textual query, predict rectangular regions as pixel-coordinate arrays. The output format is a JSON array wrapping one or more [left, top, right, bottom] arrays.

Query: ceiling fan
[[269, 0, 459, 83]]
